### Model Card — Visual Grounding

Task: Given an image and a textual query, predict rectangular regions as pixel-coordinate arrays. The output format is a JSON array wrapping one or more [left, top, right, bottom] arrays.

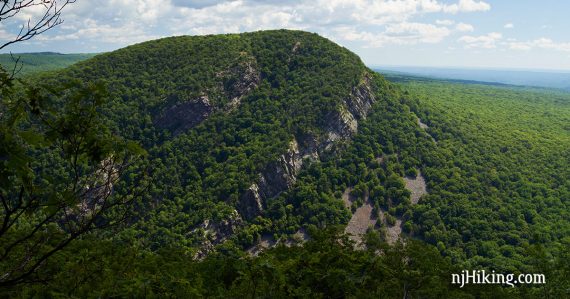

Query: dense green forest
[[388, 75, 570, 272], [15, 228, 570, 298], [0, 52, 96, 77], [29, 30, 378, 251], [1, 30, 569, 297]]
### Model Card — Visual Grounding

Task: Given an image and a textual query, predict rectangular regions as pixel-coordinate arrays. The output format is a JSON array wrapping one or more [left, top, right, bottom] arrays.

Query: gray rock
[[239, 139, 302, 220], [193, 210, 244, 259], [238, 183, 264, 221], [222, 57, 260, 111], [154, 95, 212, 135], [320, 73, 375, 152], [155, 56, 260, 134]]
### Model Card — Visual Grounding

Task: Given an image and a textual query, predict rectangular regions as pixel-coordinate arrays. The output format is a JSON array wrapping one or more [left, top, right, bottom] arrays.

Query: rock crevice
[[320, 73, 376, 152]]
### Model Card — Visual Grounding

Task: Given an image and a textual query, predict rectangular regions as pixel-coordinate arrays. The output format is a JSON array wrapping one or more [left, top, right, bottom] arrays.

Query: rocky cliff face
[[220, 56, 260, 111], [239, 139, 306, 220], [192, 210, 244, 259], [320, 73, 376, 152], [154, 95, 213, 135], [238, 72, 376, 220], [154, 56, 260, 134]]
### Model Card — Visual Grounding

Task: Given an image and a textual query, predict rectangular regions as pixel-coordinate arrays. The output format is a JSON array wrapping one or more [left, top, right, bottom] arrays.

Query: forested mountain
[[41, 30, 387, 250], [1, 30, 569, 297]]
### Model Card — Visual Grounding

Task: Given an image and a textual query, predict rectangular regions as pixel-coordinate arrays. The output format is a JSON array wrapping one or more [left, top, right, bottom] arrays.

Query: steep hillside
[[34, 30, 416, 253], [400, 78, 570, 271]]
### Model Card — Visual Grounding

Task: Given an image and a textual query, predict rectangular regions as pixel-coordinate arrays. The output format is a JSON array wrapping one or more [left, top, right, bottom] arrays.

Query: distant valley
[[376, 65, 570, 91]]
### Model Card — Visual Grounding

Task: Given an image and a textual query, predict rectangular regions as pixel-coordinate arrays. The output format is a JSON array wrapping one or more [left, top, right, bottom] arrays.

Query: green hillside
[[0, 52, 97, 77], [393, 76, 570, 269], [46, 30, 378, 248], [1, 31, 569, 297]]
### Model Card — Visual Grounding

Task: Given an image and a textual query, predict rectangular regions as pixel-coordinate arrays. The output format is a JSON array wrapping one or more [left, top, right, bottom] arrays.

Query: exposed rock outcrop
[[154, 95, 213, 135], [404, 171, 427, 205], [191, 71, 377, 251], [62, 157, 120, 230], [246, 233, 277, 256], [385, 170, 428, 245], [238, 73, 376, 220], [322, 107, 358, 152], [415, 115, 436, 143], [193, 210, 244, 259], [219, 55, 260, 111], [80, 157, 119, 213], [417, 117, 429, 129], [292, 41, 301, 53], [344, 195, 377, 247], [346, 74, 376, 120], [238, 183, 264, 221], [239, 139, 304, 220], [247, 227, 310, 256], [320, 73, 375, 152], [155, 55, 260, 134]]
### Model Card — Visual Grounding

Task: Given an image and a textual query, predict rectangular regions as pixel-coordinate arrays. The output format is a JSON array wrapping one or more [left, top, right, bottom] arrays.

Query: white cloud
[[337, 22, 450, 47], [0, 29, 14, 41], [350, 0, 491, 25], [504, 23, 514, 29], [36, 18, 160, 44], [436, 19, 455, 26], [386, 22, 451, 43], [507, 41, 532, 51], [12, 1, 51, 22], [0, 0, 494, 51], [349, 0, 442, 25], [455, 22, 474, 32], [506, 38, 570, 52], [458, 32, 502, 49], [443, 0, 491, 14]]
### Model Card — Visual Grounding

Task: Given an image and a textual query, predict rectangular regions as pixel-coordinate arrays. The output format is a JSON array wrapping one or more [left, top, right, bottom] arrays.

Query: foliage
[[395, 77, 570, 272], [0, 67, 146, 286], [1, 30, 569, 296], [28, 30, 369, 248], [9, 228, 561, 298]]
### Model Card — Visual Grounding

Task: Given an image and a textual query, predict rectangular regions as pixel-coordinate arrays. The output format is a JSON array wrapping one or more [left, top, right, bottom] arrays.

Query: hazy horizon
[[6, 49, 570, 74]]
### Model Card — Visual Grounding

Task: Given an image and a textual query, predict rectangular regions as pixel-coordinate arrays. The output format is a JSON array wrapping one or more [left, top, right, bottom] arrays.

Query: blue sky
[[2, 0, 570, 71]]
